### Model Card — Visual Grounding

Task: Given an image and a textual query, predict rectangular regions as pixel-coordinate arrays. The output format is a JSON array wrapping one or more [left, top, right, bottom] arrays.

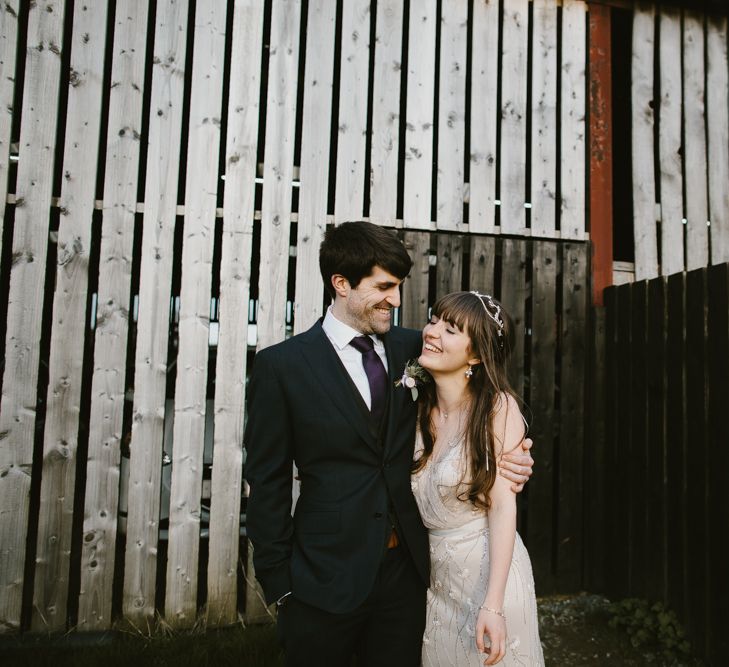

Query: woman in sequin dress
[[410, 291, 544, 666]]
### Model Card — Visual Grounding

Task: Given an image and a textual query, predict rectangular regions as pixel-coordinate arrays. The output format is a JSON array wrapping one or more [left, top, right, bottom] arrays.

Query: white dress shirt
[[322, 307, 389, 410]]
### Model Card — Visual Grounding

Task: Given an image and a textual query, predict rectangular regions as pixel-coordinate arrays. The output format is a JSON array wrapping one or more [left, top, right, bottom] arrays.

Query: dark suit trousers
[[276, 545, 426, 667]]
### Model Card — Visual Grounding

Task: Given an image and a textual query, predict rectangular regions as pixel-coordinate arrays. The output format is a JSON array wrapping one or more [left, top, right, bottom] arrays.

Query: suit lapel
[[381, 330, 415, 453], [299, 322, 379, 449]]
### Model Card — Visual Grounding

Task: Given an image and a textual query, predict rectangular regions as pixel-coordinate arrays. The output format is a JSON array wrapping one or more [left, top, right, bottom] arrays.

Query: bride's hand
[[475, 608, 506, 665]]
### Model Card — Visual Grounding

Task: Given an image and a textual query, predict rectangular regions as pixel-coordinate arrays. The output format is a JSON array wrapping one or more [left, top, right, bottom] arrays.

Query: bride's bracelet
[[479, 605, 506, 618]]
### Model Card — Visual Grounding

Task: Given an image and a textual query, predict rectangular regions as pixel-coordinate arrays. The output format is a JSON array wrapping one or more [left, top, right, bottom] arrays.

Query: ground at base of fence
[[0, 594, 706, 667]]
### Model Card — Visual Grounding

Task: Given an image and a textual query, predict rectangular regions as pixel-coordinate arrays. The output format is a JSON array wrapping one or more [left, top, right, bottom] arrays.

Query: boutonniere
[[394, 359, 431, 401]]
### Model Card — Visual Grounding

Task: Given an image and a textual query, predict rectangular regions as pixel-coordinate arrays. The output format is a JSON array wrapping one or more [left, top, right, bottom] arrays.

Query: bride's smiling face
[[419, 315, 479, 376]]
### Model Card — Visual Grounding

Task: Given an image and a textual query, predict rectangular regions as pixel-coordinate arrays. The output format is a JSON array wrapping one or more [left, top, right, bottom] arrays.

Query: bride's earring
[[465, 366, 473, 378]]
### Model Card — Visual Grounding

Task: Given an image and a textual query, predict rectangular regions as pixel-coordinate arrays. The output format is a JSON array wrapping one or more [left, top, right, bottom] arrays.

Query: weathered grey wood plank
[[256, 0, 301, 351], [294, 0, 336, 334], [0, 0, 65, 633], [559, 0, 586, 240], [631, 5, 657, 280], [123, 0, 189, 624], [31, 0, 109, 633], [683, 12, 709, 271], [468, 0, 499, 234], [530, 0, 557, 238], [499, 0, 528, 234], [369, 0, 403, 225], [334, 0, 370, 222], [403, 0, 436, 229], [0, 0, 20, 267], [707, 16, 729, 265], [165, 0, 226, 628], [658, 8, 684, 276], [435, 0, 467, 231], [78, 0, 149, 632], [207, 0, 264, 626]]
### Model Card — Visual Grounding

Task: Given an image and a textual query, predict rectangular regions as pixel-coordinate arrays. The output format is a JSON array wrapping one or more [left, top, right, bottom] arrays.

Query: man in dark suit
[[244, 222, 533, 666]]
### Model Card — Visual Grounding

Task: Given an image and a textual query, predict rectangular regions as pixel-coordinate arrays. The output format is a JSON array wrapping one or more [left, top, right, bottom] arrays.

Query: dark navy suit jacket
[[244, 321, 429, 613]]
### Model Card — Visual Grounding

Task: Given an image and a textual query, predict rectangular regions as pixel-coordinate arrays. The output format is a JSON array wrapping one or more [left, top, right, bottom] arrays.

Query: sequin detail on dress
[[411, 430, 545, 666]]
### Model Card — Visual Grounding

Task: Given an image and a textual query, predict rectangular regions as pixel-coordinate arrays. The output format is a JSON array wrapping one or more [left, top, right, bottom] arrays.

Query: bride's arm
[[476, 393, 525, 664]]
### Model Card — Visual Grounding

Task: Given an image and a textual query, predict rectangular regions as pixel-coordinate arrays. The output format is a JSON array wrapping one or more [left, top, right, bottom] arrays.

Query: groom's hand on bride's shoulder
[[498, 437, 534, 493]]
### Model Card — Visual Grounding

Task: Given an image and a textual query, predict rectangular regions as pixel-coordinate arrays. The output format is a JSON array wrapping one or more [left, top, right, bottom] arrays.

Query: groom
[[244, 222, 533, 666]]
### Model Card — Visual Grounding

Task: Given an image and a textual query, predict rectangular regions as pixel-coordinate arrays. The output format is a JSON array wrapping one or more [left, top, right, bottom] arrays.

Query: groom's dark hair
[[319, 221, 413, 299]]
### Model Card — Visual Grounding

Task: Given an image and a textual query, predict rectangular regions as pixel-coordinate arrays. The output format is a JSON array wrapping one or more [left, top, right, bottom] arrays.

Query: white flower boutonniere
[[394, 359, 431, 401]]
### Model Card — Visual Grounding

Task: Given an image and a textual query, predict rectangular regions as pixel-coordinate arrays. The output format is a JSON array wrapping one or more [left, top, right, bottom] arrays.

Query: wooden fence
[[598, 262, 729, 665], [631, 5, 729, 279], [0, 0, 593, 633]]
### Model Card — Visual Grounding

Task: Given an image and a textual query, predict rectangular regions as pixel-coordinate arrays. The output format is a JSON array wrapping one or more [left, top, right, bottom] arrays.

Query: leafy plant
[[608, 598, 692, 658]]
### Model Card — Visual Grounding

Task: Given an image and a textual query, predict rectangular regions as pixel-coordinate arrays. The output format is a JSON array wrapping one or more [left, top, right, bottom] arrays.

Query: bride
[[410, 291, 544, 666]]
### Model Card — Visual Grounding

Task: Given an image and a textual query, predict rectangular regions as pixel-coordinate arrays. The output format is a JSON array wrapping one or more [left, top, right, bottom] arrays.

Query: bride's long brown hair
[[412, 291, 523, 511]]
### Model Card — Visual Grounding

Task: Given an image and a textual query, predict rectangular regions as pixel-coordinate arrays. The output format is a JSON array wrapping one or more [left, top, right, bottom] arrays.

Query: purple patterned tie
[[350, 335, 388, 424]]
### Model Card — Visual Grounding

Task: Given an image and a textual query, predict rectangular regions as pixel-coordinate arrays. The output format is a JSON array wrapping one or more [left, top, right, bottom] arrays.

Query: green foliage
[[608, 598, 692, 659]]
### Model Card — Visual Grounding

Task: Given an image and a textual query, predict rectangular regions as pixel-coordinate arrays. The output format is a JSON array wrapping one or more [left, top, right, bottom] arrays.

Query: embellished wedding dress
[[411, 430, 544, 666]]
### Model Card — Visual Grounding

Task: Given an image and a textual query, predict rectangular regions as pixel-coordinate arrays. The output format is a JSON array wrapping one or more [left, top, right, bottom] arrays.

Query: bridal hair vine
[[470, 291, 504, 337]]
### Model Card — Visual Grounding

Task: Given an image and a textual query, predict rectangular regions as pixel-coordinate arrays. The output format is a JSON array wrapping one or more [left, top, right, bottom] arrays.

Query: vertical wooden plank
[[294, 0, 336, 335], [602, 286, 621, 596], [707, 263, 729, 663], [684, 266, 708, 651], [435, 0, 467, 231], [403, 0, 436, 229], [123, 0, 189, 624], [707, 17, 729, 265], [0, 0, 65, 633], [557, 242, 587, 590], [257, 0, 301, 351], [401, 230, 430, 328], [499, 0, 528, 235], [369, 0, 403, 225], [435, 233, 462, 299], [469, 0, 499, 234], [334, 0, 370, 222], [500, 238, 527, 397], [530, 0, 557, 238], [559, 0, 586, 241], [658, 8, 684, 276], [0, 0, 20, 263], [207, 0, 264, 626], [31, 0, 109, 633], [631, 5, 657, 280], [468, 235, 496, 294], [526, 240, 557, 592], [683, 13, 709, 272], [589, 4, 612, 306], [165, 1, 226, 628], [615, 284, 633, 595], [628, 280, 647, 599], [585, 302, 607, 592], [665, 271, 686, 617], [78, 0, 149, 632], [646, 277, 666, 603]]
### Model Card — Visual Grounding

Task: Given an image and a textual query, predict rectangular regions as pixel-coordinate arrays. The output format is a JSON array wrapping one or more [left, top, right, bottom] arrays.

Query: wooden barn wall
[[601, 263, 729, 665], [631, 5, 729, 280], [0, 0, 589, 632]]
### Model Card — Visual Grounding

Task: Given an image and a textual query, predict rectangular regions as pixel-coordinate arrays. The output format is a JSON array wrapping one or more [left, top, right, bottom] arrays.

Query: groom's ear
[[331, 273, 349, 298]]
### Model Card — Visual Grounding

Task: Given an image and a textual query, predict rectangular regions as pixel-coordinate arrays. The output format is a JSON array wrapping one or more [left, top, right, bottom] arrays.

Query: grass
[[0, 623, 283, 667]]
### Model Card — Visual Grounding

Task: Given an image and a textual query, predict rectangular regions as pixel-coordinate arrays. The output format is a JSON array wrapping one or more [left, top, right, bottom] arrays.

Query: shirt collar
[[322, 307, 381, 351]]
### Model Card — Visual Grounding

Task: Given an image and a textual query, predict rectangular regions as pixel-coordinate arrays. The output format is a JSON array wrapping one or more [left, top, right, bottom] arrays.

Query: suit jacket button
[[373, 512, 383, 519]]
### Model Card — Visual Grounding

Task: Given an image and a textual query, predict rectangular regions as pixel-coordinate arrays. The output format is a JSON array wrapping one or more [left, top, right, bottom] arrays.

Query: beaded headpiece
[[470, 291, 504, 337]]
